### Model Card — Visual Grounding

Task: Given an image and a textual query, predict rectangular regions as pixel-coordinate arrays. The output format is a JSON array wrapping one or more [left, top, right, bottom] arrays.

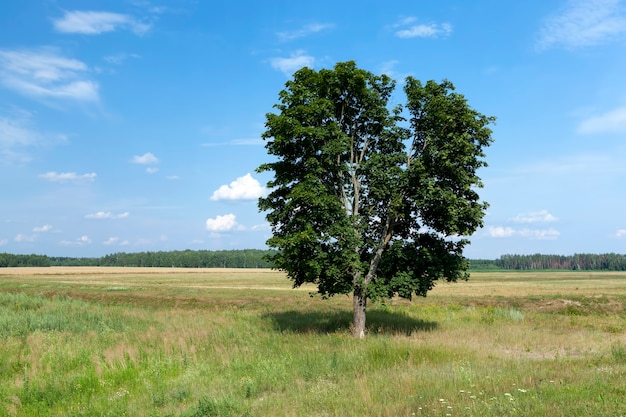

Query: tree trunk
[[352, 287, 367, 338]]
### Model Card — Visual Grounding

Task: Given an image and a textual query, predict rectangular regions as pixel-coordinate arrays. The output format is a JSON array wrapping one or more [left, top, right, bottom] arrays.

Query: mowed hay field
[[1, 268, 625, 416]]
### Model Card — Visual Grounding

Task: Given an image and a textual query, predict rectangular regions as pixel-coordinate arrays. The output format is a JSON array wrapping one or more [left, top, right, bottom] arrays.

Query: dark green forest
[[470, 253, 626, 271], [3, 251, 626, 271], [0, 250, 274, 268]]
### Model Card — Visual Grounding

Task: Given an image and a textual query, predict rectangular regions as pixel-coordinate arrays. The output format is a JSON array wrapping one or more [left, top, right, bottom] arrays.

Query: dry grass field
[[1, 267, 625, 416]]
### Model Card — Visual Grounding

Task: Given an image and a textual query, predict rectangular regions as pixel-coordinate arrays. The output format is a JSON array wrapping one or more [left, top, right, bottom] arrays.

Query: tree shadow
[[263, 308, 438, 336]]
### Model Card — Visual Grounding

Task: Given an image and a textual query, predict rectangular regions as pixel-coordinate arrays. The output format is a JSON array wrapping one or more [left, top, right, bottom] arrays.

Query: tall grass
[[0, 269, 625, 416]]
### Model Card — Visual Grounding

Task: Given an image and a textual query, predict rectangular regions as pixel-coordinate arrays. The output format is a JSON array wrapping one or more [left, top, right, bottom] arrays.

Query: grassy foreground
[[0, 267, 625, 416]]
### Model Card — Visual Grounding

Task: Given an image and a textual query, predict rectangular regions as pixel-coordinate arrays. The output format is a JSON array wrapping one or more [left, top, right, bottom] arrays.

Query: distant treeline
[[1, 250, 275, 268], [469, 253, 626, 271], [0, 253, 51, 267], [4, 251, 626, 271]]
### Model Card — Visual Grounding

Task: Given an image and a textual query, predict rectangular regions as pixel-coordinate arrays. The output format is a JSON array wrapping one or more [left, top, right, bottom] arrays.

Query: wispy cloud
[[39, 171, 97, 183], [104, 236, 130, 246], [85, 211, 130, 219], [486, 226, 560, 240], [392, 17, 452, 39], [32, 224, 53, 232], [270, 50, 315, 75], [0, 48, 99, 104], [537, 0, 626, 50], [578, 106, 626, 134], [510, 210, 559, 223], [616, 229, 626, 238], [201, 138, 264, 147], [60, 235, 92, 246], [15, 233, 36, 243], [277, 23, 334, 41], [53, 10, 151, 35], [0, 109, 68, 163], [210, 173, 266, 201], [104, 53, 141, 65]]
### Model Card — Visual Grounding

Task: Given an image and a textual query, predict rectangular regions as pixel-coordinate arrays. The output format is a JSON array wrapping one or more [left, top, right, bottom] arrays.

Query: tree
[[257, 61, 494, 338]]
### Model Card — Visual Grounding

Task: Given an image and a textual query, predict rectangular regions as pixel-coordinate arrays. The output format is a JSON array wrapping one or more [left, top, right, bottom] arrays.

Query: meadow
[[0, 267, 625, 416]]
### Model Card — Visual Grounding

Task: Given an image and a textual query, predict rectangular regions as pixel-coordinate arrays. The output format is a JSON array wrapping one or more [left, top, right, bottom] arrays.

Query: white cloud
[[510, 210, 559, 223], [578, 106, 626, 134], [104, 53, 141, 65], [104, 236, 130, 246], [0, 239, 7, 246], [85, 211, 129, 219], [53, 10, 151, 35], [616, 229, 626, 238], [206, 213, 242, 232], [32, 224, 52, 232], [270, 50, 315, 75], [277, 23, 334, 41], [131, 152, 159, 165], [210, 173, 266, 201], [40, 171, 97, 183], [0, 48, 100, 103], [517, 152, 626, 177], [60, 235, 92, 246], [146, 167, 159, 174], [392, 17, 452, 39], [486, 226, 560, 240], [517, 228, 561, 240], [0, 111, 44, 163], [537, 0, 626, 50], [486, 226, 516, 238], [396, 23, 453, 38], [15, 233, 36, 243]]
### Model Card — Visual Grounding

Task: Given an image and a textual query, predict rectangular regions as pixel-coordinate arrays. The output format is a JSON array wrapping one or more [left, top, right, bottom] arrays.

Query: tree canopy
[[258, 61, 494, 337]]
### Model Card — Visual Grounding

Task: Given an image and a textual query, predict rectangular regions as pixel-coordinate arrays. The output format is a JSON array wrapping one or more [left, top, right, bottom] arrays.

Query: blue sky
[[1, 0, 626, 259]]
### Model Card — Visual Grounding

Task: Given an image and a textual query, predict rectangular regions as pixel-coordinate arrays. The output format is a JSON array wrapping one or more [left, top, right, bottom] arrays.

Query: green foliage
[[258, 60, 494, 320]]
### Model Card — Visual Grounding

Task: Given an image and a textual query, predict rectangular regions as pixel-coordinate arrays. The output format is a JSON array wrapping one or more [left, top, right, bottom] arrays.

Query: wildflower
[[517, 388, 527, 393]]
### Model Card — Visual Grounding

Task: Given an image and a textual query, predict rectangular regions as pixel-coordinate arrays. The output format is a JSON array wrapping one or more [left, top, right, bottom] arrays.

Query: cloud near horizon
[[60, 235, 92, 246], [486, 226, 560, 240]]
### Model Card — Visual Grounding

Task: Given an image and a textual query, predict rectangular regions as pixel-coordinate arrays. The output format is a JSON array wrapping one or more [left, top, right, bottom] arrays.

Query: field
[[1, 267, 625, 416]]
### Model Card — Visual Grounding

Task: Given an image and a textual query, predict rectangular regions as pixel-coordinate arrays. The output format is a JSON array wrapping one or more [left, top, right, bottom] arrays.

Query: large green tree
[[258, 61, 494, 337]]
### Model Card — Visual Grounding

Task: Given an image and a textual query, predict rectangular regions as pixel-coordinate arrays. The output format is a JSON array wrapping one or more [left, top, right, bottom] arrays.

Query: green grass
[[0, 267, 625, 416]]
